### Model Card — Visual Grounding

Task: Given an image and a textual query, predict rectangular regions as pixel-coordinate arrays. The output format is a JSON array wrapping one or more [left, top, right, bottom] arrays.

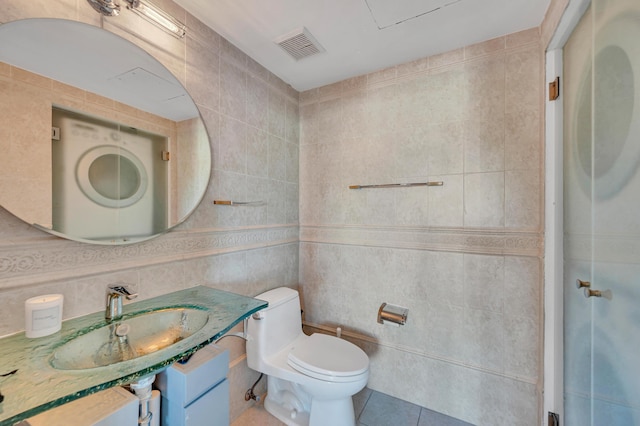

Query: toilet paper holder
[[377, 303, 408, 326]]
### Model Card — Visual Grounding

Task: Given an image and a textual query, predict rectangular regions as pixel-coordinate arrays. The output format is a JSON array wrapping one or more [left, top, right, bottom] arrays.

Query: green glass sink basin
[[0, 286, 268, 426], [50, 307, 209, 370]]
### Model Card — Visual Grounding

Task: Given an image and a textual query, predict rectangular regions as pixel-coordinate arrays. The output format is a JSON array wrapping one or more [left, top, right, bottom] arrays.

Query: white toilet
[[246, 287, 369, 426]]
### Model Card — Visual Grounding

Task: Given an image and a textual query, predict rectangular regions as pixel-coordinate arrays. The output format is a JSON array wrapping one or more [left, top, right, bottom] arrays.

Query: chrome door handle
[[576, 279, 591, 289], [584, 288, 602, 298]]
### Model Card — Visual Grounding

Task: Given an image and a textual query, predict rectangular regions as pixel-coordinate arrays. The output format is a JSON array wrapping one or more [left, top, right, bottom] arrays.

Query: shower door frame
[[544, 0, 592, 425]]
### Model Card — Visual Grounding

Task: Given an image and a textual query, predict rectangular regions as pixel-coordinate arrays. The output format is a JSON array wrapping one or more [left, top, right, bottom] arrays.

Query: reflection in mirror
[[0, 18, 211, 244]]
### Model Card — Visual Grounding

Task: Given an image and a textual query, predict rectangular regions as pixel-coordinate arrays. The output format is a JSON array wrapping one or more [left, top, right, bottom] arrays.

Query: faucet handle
[[108, 284, 138, 300]]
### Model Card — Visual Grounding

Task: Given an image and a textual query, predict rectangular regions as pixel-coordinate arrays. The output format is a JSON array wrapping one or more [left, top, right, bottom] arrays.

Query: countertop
[[0, 286, 267, 425]]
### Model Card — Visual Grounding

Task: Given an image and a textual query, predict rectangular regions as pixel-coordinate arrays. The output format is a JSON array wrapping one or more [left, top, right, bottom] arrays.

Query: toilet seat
[[287, 334, 369, 383]]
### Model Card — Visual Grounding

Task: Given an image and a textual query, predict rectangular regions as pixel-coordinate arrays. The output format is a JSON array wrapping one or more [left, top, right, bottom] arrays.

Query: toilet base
[[264, 376, 310, 426], [263, 376, 356, 426], [308, 397, 356, 426]]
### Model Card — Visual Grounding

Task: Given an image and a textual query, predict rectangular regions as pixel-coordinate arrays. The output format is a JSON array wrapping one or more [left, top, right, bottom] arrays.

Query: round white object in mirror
[[0, 18, 211, 245]]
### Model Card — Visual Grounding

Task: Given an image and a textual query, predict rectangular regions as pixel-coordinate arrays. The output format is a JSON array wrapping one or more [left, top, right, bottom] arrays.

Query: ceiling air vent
[[274, 27, 325, 61]]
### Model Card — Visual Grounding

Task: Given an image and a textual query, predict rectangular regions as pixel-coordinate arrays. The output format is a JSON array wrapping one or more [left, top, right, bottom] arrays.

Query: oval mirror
[[0, 18, 211, 244]]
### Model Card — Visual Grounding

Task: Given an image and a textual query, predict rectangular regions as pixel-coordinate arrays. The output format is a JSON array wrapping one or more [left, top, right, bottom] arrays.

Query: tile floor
[[232, 388, 474, 426]]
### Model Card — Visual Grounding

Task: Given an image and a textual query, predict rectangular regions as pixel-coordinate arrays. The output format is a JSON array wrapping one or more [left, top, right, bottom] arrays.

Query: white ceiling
[[175, 0, 551, 92]]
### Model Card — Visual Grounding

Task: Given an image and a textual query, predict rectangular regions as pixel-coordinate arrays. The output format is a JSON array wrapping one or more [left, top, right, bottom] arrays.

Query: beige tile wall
[[299, 28, 544, 426], [0, 0, 298, 422]]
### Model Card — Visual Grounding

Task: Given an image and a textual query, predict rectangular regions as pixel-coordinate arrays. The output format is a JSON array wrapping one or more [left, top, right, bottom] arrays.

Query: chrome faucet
[[106, 284, 138, 322]]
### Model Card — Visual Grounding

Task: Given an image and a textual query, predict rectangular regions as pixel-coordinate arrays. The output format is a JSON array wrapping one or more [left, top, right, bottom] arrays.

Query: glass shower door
[[564, 0, 640, 424], [563, 4, 593, 421]]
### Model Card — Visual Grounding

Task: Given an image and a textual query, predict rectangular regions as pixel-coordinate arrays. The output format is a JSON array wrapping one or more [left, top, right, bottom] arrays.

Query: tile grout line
[[416, 406, 424, 426], [356, 390, 374, 424]]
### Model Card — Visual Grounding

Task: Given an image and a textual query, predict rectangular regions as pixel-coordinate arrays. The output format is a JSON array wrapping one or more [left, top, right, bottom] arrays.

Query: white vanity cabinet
[[156, 344, 229, 426]]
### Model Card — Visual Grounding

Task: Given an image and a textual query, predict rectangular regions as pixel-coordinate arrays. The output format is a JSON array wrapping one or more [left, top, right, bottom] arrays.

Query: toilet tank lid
[[255, 287, 298, 311]]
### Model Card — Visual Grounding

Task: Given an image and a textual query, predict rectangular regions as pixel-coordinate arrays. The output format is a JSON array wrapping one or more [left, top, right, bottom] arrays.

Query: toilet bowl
[[246, 287, 369, 426]]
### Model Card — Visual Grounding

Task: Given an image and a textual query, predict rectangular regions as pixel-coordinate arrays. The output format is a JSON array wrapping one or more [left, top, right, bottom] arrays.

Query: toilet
[[246, 287, 369, 426]]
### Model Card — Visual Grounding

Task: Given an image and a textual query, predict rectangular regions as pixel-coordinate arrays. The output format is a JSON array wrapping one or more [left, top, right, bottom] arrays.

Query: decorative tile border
[[1, 223, 545, 288], [0, 225, 298, 289], [300, 225, 543, 257]]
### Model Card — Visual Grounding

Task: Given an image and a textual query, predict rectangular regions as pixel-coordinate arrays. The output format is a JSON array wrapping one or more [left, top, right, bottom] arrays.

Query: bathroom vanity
[[0, 287, 267, 425], [157, 344, 230, 426]]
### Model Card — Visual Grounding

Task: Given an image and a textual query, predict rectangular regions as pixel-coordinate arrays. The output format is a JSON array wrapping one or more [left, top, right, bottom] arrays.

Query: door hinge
[[161, 150, 170, 161], [52, 126, 60, 140], [549, 76, 560, 101], [548, 411, 560, 426]]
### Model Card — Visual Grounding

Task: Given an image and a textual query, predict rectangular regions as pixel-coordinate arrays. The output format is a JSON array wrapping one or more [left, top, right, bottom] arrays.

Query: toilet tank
[[246, 287, 303, 370]]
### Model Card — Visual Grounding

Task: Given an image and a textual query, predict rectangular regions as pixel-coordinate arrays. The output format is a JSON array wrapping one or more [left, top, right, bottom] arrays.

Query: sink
[[0, 286, 267, 426], [50, 307, 209, 370]]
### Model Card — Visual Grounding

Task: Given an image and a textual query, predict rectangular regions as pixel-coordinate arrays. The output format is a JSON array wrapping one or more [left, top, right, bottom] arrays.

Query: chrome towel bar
[[213, 200, 265, 206], [348, 181, 443, 190]]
